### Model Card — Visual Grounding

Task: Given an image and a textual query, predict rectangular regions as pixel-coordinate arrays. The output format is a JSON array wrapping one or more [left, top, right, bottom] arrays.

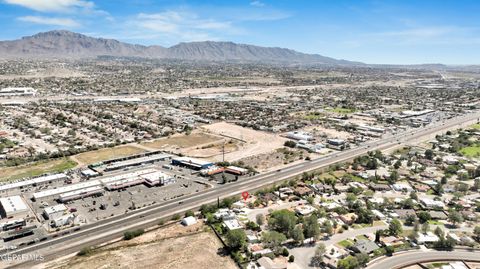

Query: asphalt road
[[366, 250, 480, 269], [4, 111, 480, 269]]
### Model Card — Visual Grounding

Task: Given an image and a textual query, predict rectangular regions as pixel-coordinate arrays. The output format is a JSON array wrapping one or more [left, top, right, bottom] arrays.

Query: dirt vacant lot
[[141, 132, 223, 151], [200, 122, 287, 162], [43, 223, 237, 269], [72, 145, 146, 165]]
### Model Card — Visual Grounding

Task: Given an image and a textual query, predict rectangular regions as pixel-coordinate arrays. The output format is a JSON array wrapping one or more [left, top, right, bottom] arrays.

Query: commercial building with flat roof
[[43, 204, 68, 220], [104, 177, 144, 191], [171, 157, 213, 170], [142, 171, 175, 186], [103, 153, 171, 172], [58, 186, 104, 203], [32, 180, 101, 200], [0, 173, 69, 194], [0, 196, 29, 218]]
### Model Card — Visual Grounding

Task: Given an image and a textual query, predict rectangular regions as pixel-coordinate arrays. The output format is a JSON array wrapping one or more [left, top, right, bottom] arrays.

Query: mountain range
[[0, 30, 362, 65]]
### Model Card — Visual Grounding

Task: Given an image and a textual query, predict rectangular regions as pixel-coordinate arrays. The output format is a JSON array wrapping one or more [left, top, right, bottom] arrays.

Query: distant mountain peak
[[0, 30, 362, 65]]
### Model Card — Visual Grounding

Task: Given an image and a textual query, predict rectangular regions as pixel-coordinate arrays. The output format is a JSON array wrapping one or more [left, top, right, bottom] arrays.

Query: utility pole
[[222, 140, 225, 163], [221, 140, 226, 184]]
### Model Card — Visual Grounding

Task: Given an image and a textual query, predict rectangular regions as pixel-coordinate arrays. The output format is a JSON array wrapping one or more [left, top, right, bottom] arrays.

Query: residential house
[[352, 239, 380, 254]]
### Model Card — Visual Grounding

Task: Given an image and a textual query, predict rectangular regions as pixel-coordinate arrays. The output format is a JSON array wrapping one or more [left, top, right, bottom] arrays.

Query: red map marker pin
[[241, 191, 249, 201]]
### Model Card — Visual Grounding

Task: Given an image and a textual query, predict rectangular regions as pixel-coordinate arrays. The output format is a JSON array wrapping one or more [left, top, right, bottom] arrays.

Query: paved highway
[[366, 250, 480, 269], [4, 111, 480, 268]]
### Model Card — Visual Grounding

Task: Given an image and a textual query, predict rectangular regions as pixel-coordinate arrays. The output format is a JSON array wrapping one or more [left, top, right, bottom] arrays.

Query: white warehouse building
[[0, 196, 29, 218], [287, 131, 313, 141]]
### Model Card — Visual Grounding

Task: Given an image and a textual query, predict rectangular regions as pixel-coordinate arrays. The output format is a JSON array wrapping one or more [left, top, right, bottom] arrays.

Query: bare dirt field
[[303, 125, 354, 140], [141, 132, 223, 151], [200, 122, 287, 162], [42, 222, 237, 269], [184, 139, 240, 158], [238, 148, 309, 172], [72, 145, 146, 165]]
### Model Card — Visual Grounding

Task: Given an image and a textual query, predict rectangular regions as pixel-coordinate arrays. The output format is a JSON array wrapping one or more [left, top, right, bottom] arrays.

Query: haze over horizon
[[1, 0, 479, 65]]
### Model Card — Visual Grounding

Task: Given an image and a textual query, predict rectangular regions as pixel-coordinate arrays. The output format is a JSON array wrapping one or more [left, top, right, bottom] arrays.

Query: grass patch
[[355, 235, 368, 241], [74, 145, 146, 164], [427, 220, 444, 226], [399, 229, 413, 237], [430, 262, 449, 268], [326, 107, 356, 114], [338, 239, 354, 248], [0, 158, 77, 182], [352, 223, 371, 229], [372, 220, 386, 227], [303, 112, 325, 120], [318, 172, 336, 181], [459, 145, 480, 158], [469, 124, 480, 130]]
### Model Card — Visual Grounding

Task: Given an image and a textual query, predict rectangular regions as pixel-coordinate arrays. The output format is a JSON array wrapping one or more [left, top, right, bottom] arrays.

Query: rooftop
[[0, 195, 28, 214]]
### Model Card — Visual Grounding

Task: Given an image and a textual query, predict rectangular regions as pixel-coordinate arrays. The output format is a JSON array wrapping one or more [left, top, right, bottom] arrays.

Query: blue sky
[[0, 0, 479, 64]]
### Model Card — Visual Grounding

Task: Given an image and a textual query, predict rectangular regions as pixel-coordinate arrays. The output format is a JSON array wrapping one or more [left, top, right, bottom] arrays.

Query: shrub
[[185, 210, 195, 217], [77, 246, 94, 256], [123, 229, 145, 240]]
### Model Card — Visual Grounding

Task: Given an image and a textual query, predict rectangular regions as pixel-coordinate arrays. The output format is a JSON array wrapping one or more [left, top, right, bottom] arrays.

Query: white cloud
[[250, 1, 265, 7], [130, 10, 235, 42], [4, 0, 94, 12], [18, 15, 80, 27]]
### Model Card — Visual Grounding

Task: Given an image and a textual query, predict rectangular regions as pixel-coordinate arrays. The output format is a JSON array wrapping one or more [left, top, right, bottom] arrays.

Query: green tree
[[268, 209, 298, 236], [405, 214, 417, 226], [388, 170, 399, 183], [421, 222, 430, 234], [385, 245, 395, 256], [417, 211, 431, 223], [323, 220, 334, 236], [355, 253, 370, 267], [225, 229, 247, 250], [474, 178, 480, 191], [388, 219, 403, 236], [292, 226, 305, 245], [448, 209, 463, 227], [434, 226, 445, 238], [246, 221, 260, 231], [303, 215, 321, 241], [311, 243, 326, 267], [425, 149, 434, 160], [261, 231, 287, 252], [338, 256, 359, 269], [256, 213, 265, 226], [473, 226, 480, 239], [394, 160, 402, 169]]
